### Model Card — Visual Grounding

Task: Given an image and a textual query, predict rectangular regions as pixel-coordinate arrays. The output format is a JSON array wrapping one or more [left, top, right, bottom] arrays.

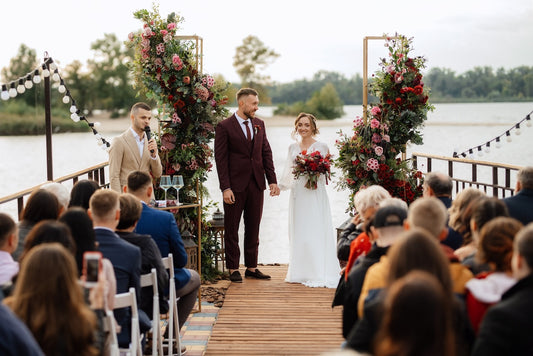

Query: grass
[[0, 112, 90, 135]]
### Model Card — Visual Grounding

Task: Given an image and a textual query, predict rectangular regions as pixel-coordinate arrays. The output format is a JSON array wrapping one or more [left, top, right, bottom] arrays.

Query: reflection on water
[[1, 102, 532, 263]]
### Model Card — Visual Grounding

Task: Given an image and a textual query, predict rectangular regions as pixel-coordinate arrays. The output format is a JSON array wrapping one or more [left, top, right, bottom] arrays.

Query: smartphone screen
[[86, 258, 99, 283]]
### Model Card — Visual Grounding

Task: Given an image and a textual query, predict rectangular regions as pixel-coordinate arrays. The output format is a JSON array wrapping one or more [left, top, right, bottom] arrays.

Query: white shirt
[[130, 127, 145, 158], [235, 112, 254, 140], [0, 251, 19, 285]]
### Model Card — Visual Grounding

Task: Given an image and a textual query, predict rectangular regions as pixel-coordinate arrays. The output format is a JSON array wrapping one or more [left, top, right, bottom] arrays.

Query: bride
[[279, 112, 340, 288]]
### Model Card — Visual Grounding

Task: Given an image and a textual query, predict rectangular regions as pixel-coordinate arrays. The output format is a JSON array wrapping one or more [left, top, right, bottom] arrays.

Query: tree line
[[2, 35, 532, 121]]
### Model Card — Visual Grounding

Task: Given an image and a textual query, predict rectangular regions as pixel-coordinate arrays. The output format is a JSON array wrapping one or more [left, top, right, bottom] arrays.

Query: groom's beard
[[243, 109, 256, 119]]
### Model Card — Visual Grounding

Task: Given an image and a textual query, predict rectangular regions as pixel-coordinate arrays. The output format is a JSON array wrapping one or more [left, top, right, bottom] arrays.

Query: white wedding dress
[[279, 141, 341, 288]]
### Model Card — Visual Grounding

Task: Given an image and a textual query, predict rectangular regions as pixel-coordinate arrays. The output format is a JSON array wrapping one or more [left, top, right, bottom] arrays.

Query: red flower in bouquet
[[292, 150, 333, 190]]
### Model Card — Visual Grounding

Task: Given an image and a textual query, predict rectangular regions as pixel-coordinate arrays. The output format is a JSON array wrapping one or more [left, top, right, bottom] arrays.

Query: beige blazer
[[108, 128, 162, 192]]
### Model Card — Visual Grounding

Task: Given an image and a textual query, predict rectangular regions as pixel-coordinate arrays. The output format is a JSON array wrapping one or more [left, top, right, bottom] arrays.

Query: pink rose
[[128, 32, 135, 41], [374, 146, 383, 156], [370, 106, 381, 116], [160, 29, 168, 36], [382, 134, 390, 142], [167, 23, 177, 30], [372, 133, 382, 143], [172, 54, 183, 70], [394, 73, 403, 84], [370, 119, 380, 129]]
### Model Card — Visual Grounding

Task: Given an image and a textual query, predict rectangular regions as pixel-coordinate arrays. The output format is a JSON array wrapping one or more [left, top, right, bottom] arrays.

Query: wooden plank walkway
[[205, 265, 344, 355]]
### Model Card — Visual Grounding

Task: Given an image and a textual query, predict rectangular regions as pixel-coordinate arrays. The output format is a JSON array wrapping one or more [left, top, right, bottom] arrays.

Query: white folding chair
[[104, 310, 120, 356], [140, 268, 163, 356], [161, 253, 181, 356], [113, 288, 142, 356]]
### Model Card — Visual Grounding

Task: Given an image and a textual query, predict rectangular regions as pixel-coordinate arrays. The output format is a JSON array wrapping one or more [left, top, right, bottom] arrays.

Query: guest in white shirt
[[0, 213, 19, 286]]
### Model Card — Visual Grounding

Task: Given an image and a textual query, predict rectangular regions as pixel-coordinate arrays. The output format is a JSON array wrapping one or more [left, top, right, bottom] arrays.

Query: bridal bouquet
[[293, 150, 332, 190]]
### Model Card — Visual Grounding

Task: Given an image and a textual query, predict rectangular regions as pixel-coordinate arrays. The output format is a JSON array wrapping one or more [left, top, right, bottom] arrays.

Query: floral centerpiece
[[126, 5, 229, 279], [335, 34, 433, 212], [293, 150, 333, 190]]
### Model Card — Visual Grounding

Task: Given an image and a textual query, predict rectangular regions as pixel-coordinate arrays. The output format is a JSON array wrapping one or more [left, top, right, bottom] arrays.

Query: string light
[[0, 55, 112, 150], [456, 109, 532, 157]]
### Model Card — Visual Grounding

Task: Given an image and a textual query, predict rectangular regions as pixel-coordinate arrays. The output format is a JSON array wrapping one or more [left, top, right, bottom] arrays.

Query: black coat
[[342, 244, 389, 338], [472, 274, 533, 356], [502, 188, 533, 225]]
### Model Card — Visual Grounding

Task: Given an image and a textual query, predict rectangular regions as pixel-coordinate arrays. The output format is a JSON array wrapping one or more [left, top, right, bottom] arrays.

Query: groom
[[214, 88, 280, 282]]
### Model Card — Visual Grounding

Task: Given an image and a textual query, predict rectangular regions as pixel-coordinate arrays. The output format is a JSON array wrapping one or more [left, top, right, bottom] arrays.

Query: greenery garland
[[127, 5, 229, 279], [335, 35, 434, 212]]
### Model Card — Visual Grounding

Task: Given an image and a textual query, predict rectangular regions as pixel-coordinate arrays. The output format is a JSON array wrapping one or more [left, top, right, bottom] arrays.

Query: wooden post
[[44, 55, 53, 181]]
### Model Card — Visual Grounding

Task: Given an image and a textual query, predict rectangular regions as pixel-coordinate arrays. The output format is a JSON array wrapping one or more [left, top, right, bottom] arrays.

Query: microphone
[[144, 126, 154, 154]]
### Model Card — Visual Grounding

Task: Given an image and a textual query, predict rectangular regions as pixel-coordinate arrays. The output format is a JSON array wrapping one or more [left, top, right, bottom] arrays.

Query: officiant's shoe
[[229, 270, 243, 283], [245, 268, 271, 280]]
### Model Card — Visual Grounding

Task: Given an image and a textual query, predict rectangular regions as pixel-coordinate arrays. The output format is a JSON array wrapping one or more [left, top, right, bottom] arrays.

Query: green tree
[[1, 44, 39, 106], [87, 33, 137, 116], [61, 60, 96, 115], [307, 83, 344, 120], [233, 35, 279, 103]]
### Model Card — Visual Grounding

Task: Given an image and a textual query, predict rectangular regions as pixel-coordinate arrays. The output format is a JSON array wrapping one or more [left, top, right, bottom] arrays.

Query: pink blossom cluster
[[187, 159, 199, 171], [366, 158, 379, 171], [201, 75, 215, 88], [156, 43, 165, 55], [172, 54, 183, 70], [172, 113, 182, 124], [353, 117, 364, 127], [194, 84, 209, 101]]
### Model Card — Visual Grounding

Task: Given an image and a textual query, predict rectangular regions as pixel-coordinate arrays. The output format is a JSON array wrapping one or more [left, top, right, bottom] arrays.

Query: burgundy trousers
[[223, 179, 264, 270]]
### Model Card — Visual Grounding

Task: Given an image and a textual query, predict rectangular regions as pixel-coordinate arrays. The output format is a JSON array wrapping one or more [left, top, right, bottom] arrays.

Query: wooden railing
[[0, 162, 109, 219], [412, 153, 522, 198]]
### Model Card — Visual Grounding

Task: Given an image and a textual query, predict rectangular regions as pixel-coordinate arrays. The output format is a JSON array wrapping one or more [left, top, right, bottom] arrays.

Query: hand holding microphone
[[144, 125, 156, 156]]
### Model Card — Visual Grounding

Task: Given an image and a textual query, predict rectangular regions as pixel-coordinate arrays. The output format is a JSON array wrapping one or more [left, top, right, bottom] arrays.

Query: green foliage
[[274, 83, 344, 120], [128, 5, 229, 280], [335, 35, 430, 212]]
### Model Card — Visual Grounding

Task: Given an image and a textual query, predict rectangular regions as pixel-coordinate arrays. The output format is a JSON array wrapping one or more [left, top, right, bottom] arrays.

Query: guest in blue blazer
[[126, 171, 201, 330], [503, 166, 533, 225], [88, 189, 150, 348]]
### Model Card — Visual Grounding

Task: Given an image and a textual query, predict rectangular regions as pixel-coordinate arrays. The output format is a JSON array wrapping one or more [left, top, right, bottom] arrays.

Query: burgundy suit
[[214, 114, 277, 269]]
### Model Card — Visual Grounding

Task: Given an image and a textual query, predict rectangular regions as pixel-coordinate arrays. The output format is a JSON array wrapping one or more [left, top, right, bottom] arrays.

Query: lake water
[[1, 102, 532, 263]]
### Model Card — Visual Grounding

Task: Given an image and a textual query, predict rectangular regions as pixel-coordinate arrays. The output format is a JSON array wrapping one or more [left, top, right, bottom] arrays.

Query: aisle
[[205, 265, 344, 355]]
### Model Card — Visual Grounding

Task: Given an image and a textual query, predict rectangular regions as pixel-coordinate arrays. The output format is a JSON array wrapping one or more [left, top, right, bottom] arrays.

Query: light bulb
[[52, 70, 60, 81], [70, 105, 77, 113], [1, 90, 9, 101], [93, 122, 101, 128], [70, 113, 80, 122], [95, 133, 102, 140], [17, 80, 25, 94], [62, 96, 70, 104], [42, 69, 50, 77], [484, 147, 490, 153], [24, 79, 33, 89], [495, 140, 501, 149], [49, 62, 57, 71], [33, 69, 41, 83], [9, 85, 17, 98], [527, 120, 532, 127], [506, 136, 512, 142], [515, 128, 521, 135], [58, 84, 66, 93]]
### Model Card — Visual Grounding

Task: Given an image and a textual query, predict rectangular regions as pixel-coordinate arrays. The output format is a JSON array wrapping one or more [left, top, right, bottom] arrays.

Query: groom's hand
[[269, 184, 280, 197], [223, 189, 235, 204]]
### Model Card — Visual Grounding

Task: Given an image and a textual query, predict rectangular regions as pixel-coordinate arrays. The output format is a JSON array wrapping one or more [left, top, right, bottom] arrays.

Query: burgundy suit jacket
[[214, 114, 277, 192]]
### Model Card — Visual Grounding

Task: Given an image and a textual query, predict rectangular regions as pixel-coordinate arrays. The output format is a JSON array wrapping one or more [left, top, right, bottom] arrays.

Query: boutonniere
[[254, 125, 261, 135]]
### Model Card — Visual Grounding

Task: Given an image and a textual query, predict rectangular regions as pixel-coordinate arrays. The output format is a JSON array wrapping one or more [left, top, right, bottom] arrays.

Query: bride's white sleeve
[[278, 146, 295, 191]]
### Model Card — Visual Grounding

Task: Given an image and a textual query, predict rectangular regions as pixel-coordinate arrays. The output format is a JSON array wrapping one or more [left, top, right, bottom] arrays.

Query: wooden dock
[[205, 265, 344, 355]]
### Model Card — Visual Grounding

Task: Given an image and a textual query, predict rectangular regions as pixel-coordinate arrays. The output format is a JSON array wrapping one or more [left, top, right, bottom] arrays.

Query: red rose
[[177, 100, 185, 108], [413, 85, 423, 95], [395, 97, 402, 104]]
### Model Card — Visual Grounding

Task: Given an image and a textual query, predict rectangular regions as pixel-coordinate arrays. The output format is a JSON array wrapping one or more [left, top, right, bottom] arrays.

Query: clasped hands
[[223, 184, 280, 205]]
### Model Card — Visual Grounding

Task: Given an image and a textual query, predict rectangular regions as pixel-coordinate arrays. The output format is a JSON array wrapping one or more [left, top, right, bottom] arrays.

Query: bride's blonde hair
[[292, 112, 319, 139]]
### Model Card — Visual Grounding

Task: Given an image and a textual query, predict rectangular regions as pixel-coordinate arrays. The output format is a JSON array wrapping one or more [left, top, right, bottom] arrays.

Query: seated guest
[[126, 170, 200, 332], [116, 193, 169, 318], [59, 207, 116, 310], [13, 189, 60, 260], [472, 223, 533, 355], [4, 243, 99, 356], [341, 204, 407, 338], [339, 185, 391, 273], [423, 171, 463, 250], [88, 189, 150, 348], [18, 220, 76, 264], [502, 166, 533, 225], [465, 217, 522, 333], [374, 271, 455, 356], [69, 179, 100, 210], [40, 182, 70, 215], [460, 197, 509, 275], [449, 187, 486, 254], [0, 213, 19, 288]]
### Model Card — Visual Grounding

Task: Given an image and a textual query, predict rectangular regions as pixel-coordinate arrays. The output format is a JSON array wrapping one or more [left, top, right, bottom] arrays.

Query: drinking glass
[[160, 175, 172, 202], [172, 175, 184, 205]]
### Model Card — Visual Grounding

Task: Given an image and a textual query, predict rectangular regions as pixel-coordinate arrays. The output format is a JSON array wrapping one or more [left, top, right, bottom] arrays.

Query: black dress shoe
[[245, 268, 271, 279], [229, 270, 243, 282]]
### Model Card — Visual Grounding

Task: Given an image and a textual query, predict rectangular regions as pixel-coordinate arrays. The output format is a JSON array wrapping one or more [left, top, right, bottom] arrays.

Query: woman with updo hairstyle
[[374, 270, 454, 356], [465, 216, 523, 333], [68, 179, 100, 210], [291, 112, 319, 138], [18, 220, 75, 264], [4, 243, 98, 356], [449, 188, 486, 250]]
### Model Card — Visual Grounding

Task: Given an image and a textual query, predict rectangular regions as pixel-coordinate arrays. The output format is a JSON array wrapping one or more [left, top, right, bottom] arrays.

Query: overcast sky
[[2, 0, 532, 84]]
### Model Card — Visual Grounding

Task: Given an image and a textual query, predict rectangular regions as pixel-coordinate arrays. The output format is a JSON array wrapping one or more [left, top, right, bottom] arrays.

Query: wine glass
[[172, 175, 184, 205], [160, 175, 172, 203]]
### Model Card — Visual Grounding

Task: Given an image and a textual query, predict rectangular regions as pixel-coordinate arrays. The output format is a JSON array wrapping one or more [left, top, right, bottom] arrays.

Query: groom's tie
[[244, 120, 252, 142]]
